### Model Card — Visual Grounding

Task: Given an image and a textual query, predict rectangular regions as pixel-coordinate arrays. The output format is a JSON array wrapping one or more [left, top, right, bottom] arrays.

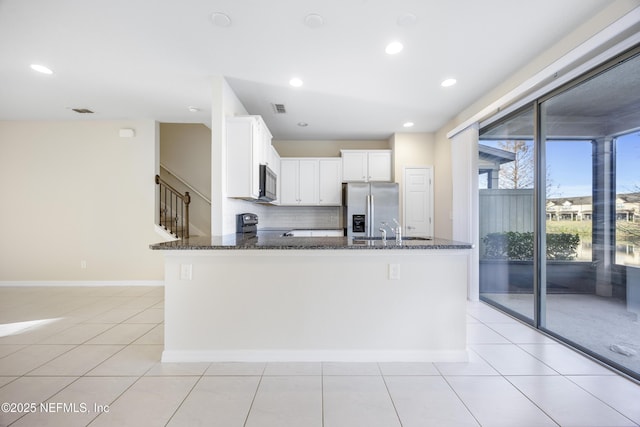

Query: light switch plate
[[180, 264, 193, 280], [388, 263, 400, 280]]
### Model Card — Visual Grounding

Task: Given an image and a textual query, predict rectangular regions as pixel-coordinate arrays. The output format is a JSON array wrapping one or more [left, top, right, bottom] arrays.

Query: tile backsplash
[[258, 205, 342, 229]]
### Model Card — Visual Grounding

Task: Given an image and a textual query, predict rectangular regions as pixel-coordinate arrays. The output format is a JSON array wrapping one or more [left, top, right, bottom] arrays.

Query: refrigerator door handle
[[366, 194, 370, 237], [370, 194, 375, 238]]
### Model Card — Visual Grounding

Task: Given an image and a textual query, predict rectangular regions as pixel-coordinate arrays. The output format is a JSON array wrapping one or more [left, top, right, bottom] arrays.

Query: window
[[479, 47, 640, 380], [479, 106, 535, 322], [615, 132, 640, 267]]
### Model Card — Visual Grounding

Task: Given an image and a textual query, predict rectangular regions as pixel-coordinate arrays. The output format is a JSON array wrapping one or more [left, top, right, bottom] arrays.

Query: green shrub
[[482, 231, 579, 260], [546, 233, 581, 260]]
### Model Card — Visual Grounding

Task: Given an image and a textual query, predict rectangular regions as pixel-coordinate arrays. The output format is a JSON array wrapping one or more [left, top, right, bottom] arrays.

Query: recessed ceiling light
[[385, 42, 403, 55], [441, 78, 457, 87], [304, 13, 324, 28], [210, 12, 231, 27], [289, 78, 303, 87], [297, 122, 308, 127], [30, 64, 53, 74], [188, 106, 200, 113], [403, 122, 414, 128]]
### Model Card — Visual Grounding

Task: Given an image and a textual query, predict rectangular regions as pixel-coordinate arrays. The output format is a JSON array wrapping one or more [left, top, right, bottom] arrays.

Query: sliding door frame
[[480, 44, 640, 381]]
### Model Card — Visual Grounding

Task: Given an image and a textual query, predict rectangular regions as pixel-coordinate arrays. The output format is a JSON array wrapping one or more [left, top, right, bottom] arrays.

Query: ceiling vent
[[272, 103, 286, 114], [72, 108, 94, 114]]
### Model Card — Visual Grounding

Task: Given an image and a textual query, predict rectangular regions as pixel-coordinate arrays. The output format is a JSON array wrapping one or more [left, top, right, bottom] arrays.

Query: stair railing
[[155, 174, 191, 238], [160, 163, 211, 205]]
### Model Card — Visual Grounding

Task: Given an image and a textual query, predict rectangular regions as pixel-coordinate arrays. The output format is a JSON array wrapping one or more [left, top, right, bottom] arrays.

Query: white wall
[[433, 2, 639, 242], [452, 2, 639, 130], [0, 120, 164, 282], [434, 128, 453, 239], [391, 133, 451, 239]]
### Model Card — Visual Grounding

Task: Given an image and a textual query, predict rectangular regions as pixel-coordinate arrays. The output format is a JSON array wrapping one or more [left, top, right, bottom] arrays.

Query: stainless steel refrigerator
[[343, 183, 399, 238]]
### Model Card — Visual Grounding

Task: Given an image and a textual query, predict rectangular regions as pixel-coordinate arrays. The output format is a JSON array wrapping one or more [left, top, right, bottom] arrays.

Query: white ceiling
[[0, 0, 615, 140]]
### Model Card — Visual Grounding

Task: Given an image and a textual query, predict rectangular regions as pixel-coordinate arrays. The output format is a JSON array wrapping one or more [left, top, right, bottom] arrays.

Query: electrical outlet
[[180, 264, 193, 280], [388, 263, 400, 280], [80, 260, 87, 269]]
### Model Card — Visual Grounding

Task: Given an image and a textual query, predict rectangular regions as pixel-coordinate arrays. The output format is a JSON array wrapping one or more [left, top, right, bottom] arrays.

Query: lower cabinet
[[280, 158, 342, 206]]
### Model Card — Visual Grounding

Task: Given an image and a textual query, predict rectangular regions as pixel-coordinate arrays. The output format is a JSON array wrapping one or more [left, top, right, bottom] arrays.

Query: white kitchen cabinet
[[267, 145, 281, 203], [267, 145, 280, 173], [367, 151, 392, 181], [280, 158, 342, 206], [225, 116, 271, 199], [341, 151, 368, 182], [318, 159, 342, 205], [280, 159, 318, 205], [279, 159, 299, 205], [340, 150, 392, 182], [226, 115, 274, 200], [298, 159, 318, 204]]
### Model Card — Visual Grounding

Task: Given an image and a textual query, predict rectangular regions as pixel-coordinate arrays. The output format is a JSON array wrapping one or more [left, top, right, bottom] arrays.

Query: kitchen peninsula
[[151, 234, 472, 363]]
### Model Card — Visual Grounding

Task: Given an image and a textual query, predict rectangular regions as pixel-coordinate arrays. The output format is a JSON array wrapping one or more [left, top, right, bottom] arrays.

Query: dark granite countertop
[[150, 231, 472, 250]]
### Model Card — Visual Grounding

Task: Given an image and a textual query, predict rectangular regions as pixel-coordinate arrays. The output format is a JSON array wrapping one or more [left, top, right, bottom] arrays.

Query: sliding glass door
[[479, 107, 536, 323], [479, 46, 640, 379], [540, 50, 640, 377]]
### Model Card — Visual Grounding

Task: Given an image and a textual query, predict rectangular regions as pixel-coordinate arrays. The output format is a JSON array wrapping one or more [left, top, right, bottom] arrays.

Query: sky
[[481, 132, 640, 197]]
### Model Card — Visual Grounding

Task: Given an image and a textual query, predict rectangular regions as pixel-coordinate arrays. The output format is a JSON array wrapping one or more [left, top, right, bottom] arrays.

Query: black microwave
[[258, 164, 277, 202]]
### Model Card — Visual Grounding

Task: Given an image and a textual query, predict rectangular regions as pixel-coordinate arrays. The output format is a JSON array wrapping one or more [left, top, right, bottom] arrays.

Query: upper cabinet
[[226, 115, 275, 200], [280, 159, 318, 205], [341, 150, 392, 182], [318, 159, 342, 205], [280, 158, 342, 206]]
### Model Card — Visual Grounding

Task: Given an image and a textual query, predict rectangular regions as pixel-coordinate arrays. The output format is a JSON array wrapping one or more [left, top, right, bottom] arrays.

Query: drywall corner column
[[211, 76, 250, 235], [450, 124, 479, 301], [211, 77, 225, 235]]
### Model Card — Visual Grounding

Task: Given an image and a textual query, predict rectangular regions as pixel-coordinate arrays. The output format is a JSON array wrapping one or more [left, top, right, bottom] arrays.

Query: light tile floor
[[1, 286, 640, 426]]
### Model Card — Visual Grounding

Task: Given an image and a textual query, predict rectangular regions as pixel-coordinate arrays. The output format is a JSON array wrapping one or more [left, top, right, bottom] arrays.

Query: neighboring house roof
[[617, 193, 640, 203], [478, 144, 516, 166], [547, 195, 593, 206], [547, 192, 640, 209]]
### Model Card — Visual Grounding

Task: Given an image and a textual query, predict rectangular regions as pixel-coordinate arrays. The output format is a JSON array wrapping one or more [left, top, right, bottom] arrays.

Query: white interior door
[[403, 167, 433, 237]]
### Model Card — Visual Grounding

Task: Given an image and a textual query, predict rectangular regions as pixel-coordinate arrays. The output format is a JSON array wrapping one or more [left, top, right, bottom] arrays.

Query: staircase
[[155, 174, 191, 239]]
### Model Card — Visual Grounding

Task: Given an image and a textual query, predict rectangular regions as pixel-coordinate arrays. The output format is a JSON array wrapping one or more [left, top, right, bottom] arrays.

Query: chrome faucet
[[380, 221, 395, 242], [392, 219, 402, 244], [379, 226, 387, 241]]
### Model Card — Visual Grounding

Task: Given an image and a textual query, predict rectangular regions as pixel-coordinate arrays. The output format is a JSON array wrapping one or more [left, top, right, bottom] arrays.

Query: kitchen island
[[151, 233, 472, 363]]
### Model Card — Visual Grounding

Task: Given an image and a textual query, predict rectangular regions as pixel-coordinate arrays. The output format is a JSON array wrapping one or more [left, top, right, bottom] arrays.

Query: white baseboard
[[0, 280, 164, 287], [161, 349, 469, 363]]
